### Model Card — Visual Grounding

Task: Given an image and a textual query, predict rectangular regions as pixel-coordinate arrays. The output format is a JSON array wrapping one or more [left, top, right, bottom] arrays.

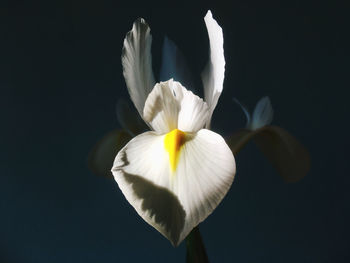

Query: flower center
[[164, 129, 186, 172]]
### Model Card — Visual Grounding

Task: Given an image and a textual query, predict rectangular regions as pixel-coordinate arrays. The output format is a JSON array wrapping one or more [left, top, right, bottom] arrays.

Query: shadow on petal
[[88, 129, 131, 178], [120, 172, 186, 246], [226, 126, 310, 183]]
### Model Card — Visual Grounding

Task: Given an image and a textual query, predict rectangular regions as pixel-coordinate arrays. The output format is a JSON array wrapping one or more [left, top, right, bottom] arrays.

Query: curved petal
[[201, 10, 225, 128], [174, 129, 235, 244], [112, 129, 235, 246], [143, 79, 209, 134], [253, 126, 310, 183], [122, 18, 155, 116], [249, 96, 274, 130], [143, 80, 180, 133], [177, 85, 209, 132], [232, 97, 251, 127], [225, 129, 254, 155]]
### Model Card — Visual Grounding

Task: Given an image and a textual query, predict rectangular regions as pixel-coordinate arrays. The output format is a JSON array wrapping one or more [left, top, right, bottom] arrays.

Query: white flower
[[111, 11, 236, 246]]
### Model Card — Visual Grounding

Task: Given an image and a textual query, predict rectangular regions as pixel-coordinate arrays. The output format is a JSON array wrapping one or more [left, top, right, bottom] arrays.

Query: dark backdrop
[[1, 1, 348, 262]]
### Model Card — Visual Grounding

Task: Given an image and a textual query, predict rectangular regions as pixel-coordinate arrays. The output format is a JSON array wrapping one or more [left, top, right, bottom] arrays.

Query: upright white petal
[[177, 87, 209, 132], [143, 79, 209, 134], [201, 10, 225, 128], [122, 18, 155, 116], [249, 96, 274, 130], [112, 129, 235, 246], [143, 80, 180, 133]]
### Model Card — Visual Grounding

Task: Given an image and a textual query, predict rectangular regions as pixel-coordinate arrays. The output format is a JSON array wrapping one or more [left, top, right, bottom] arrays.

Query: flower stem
[[185, 226, 209, 263]]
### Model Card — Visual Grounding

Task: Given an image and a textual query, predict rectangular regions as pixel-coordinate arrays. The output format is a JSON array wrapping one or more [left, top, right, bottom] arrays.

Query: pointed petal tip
[[113, 129, 235, 247], [121, 14, 155, 117], [164, 34, 170, 43], [260, 96, 272, 104], [202, 9, 225, 127], [205, 10, 213, 19], [204, 10, 220, 28], [250, 96, 274, 130]]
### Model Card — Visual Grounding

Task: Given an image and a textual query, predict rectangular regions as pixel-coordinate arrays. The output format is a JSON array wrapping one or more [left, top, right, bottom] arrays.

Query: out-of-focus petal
[[143, 79, 209, 133], [160, 36, 195, 91], [112, 129, 235, 246], [201, 10, 225, 128], [122, 18, 155, 116], [249, 96, 274, 130], [225, 129, 254, 155], [253, 126, 310, 183], [88, 129, 131, 178], [226, 126, 310, 182], [233, 97, 251, 127], [116, 98, 148, 136]]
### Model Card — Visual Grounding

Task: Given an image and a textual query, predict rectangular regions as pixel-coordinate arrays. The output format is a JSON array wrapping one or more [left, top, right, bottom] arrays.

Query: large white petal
[[201, 10, 225, 128], [143, 79, 209, 133], [112, 129, 235, 246], [122, 18, 155, 116]]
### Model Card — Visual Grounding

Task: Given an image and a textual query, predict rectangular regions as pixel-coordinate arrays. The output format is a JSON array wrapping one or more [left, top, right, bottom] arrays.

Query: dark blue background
[[1, 1, 348, 262]]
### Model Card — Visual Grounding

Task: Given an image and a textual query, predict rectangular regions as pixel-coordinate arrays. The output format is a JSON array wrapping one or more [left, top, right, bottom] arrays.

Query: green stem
[[185, 226, 209, 263]]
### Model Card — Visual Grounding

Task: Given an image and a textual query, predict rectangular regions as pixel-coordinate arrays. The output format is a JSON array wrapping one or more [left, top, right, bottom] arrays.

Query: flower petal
[[112, 129, 235, 246], [88, 129, 131, 178], [143, 80, 180, 133], [201, 10, 225, 127], [143, 79, 209, 133], [226, 126, 310, 182], [160, 36, 195, 91], [177, 86, 209, 132], [122, 18, 155, 116], [249, 96, 274, 130], [253, 126, 310, 183], [116, 98, 148, 136], [233, 97, 251, 127]]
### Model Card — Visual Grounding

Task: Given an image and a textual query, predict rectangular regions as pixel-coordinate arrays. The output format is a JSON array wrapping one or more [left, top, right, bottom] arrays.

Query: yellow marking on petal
[[164, 129, 186, 172]]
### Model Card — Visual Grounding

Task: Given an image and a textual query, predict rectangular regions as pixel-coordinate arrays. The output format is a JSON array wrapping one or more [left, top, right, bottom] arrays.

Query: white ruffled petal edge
[[112, 129, 235, 246], [143, 79, 209, 134], [122, 18, 155, 116]]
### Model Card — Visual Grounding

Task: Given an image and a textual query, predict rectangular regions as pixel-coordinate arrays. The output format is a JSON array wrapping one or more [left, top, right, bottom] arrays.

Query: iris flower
[[111, 11, 236, 246]]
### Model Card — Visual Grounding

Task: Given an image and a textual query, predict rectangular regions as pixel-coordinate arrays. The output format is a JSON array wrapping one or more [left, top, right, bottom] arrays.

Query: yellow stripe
[[164, 129, 186, 172]]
